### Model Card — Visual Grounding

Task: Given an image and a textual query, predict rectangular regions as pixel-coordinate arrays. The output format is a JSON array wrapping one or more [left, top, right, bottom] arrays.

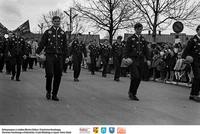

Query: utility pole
[[38, 23, 44, 34], [64, 8, 78, 43]]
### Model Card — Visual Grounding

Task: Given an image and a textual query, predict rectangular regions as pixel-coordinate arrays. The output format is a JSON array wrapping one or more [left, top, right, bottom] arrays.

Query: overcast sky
[[0, 0, 197, 38], [0, 0, 74, 31]]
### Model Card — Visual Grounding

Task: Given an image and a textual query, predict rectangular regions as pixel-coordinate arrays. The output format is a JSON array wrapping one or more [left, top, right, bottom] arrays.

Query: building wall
[[66, 32, 100, 46]]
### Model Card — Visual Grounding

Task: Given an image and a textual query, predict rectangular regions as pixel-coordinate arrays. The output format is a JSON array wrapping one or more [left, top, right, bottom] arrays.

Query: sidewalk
[[83, 64, 192, 88]]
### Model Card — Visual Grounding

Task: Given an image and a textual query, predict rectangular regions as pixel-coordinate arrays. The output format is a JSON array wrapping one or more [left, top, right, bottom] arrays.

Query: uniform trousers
[[101, 56, 109, 76], [129, 62, 142, 96], [45, 54, 63, 96], [11, 56, 22, 79], [0, 55, 4, 71], [113, 56, 122, 79], [90, 55, 96, 74], [22, 58, 29, 71], [190, 63, 200, 96], [72, 55, 82, 79], [5, 57, 11, 73]]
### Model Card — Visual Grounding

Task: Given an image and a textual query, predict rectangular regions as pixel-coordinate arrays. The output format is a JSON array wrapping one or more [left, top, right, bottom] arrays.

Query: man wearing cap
[[36, 16, 68, 101], [182, 25, 200, 102], [88, 40, 99, 75], [124, 23, 150, 101], [69, 33, 87, 81], [0, 36, 6, 73], [6, 32, 26, 81], [99, 39, 112, 77], [112, 36, 124, 81]]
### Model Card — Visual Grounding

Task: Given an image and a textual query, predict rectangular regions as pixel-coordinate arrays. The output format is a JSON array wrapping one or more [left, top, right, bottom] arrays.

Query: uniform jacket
[[182, 35, 200, 65], [7, 36, 26, 57], [69, 39, 87, 58], [124, 34, 150, 65], [0, 37, 6, 55], [112, 41, 124, 57], [36, 26, 68, 56], [99, 43, 111, 58], [24, 42, 31, 56], [88, 44, 99, 57]]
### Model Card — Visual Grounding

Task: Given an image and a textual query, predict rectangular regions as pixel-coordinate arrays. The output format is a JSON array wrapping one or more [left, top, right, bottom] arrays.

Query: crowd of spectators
[[83, 40, 193, 87]]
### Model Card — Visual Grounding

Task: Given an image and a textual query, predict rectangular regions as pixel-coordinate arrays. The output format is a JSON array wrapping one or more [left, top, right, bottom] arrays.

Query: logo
[[109, 127, 115, 134], [79, 128, 90, 134], [117, 127, 126, 134], [101, 127, 106, 134], [93, 127, 99, 134]]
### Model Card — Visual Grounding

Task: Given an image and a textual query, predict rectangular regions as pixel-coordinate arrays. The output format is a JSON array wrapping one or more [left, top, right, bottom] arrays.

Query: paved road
[[0, 67, 200, 125]]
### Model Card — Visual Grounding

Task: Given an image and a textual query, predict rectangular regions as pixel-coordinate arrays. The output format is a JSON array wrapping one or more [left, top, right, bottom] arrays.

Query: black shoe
[[114, 78, 120, 81], [74, 78, 79, 82], [46, 93, 51, 100], [189, 96, 200, 102], [129, 93, 139, 101], [52, 96, 59, 101], [16, 78, 20, 81], [11, 76, 14, 80]]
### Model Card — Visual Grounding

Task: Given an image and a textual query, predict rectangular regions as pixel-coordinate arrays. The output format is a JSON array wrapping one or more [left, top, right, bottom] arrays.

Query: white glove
[[147, 60, 151, 66], [23, 55, 27, 59], [65, 58, 69, 63], [40, 54, 46, 61], [36, 54, 40, 58], [36, 54, 46, 61]]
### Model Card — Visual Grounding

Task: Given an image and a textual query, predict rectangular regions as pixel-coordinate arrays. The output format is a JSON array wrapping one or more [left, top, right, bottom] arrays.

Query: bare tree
[[74, 0, 141, 45], [73, 17, 85, 34], [64, 8, 85, 34], [39, 8, 85, 36], [130, 0, 200, 42]]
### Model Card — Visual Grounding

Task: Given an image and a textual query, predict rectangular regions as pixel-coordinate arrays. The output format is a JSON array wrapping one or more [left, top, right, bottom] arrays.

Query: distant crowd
[[0, 34, 193, 86]]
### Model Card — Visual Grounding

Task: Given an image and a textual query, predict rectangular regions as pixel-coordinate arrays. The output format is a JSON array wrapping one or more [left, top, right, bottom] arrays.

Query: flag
[[13, 20, 30, 35], [0, 22, 8, 36]]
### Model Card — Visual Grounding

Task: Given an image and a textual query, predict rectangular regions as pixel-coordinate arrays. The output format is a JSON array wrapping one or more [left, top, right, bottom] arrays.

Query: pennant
[[13, 20, 30, 35], [0, 22, 9, 36]]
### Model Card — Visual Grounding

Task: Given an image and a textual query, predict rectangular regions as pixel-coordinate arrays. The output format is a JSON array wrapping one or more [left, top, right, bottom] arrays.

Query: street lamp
[[64, 8, 78, 43]]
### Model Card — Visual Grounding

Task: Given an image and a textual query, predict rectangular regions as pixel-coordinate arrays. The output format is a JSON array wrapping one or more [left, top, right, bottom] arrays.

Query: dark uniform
[[99, 43, 111, 77], [182, 34, 200, 101], [4, 37, 12, 74], [63, 42, 70, 73], [22, 42, 31, 71], [70, 39, 87, 81], [112, 41, 124, 81], [7, 35, 26, 81], [0, 36, 6, 72], [124, 34, 150, 100], [36, 26, 68, 100], [88, 43, 99, 75]]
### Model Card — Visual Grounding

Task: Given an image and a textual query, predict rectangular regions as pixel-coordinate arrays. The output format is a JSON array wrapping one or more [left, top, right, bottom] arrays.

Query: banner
[[13, 20, 30, 35], [0, 22, 8, 36]]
